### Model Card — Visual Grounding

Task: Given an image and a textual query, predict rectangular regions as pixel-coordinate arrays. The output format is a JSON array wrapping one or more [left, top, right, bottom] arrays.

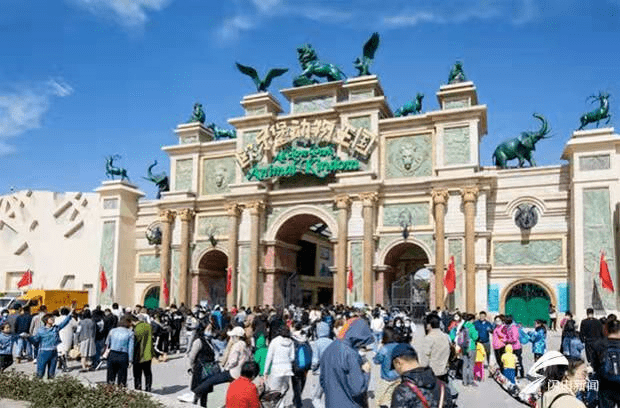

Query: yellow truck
[[17, 290, 89, 313]]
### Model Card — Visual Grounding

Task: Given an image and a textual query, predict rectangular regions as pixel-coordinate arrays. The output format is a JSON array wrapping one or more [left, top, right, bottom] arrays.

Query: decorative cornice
[[359, 192, 379, 207], [158, 209, 175, 224], [461, 186, 479, 203], [246, 201, 265, 215], [334, 194, 352, 209], [431, 189, 449, 205], [177, 208, 194, 222]]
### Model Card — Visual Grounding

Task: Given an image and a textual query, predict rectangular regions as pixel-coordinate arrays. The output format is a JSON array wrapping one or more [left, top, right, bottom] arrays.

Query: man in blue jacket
[[319, 318, 374, 408], [474, 311, 493, 365]]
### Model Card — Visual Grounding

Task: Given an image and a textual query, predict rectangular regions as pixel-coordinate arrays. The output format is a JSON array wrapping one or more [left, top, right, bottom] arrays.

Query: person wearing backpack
[[528, 320, 547, 361], [309, 322, 332, 408], [390, 343, 455, 408], [561, 320, 585, 360], [291, 323, 312, 408], [449, 313, 478, 386], [598, 319, 620, 408]]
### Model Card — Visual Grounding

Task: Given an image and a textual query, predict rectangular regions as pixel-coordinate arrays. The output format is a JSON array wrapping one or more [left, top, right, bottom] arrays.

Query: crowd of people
[[0, 301, 619, 408]]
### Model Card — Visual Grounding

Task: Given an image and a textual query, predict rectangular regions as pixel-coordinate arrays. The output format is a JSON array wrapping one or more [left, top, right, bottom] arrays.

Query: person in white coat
[[57, 308, 77, 372], [264, 325, 295, 393]]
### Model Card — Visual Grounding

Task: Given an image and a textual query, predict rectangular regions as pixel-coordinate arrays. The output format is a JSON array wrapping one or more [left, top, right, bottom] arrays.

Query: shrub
[[0, 371, 163, 408]]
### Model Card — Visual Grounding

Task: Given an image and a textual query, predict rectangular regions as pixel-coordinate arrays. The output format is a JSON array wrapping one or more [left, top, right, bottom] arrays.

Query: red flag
[[347, 265, 354, 292], [444, 256, 456, 294], [600, 252, 615, 292], [99, 266, 108, 293], [226, 266, 232, 294], [163, 278, 170, 304], [17, 269, 32, 288]]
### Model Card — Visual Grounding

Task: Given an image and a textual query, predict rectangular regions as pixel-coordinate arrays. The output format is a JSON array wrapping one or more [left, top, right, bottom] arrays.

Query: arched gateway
[[503, 280, 554, 327], [196, 249, 228, 307], [265, 209, 336, 307]]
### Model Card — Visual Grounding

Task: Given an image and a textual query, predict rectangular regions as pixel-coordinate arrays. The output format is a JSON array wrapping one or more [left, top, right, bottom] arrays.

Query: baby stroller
[[259, 383, 289, 408]]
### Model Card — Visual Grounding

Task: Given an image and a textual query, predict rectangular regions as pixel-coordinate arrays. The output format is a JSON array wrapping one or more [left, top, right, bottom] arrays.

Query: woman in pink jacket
[[492, 315, 507, 370], [504, 316, 524, 379]]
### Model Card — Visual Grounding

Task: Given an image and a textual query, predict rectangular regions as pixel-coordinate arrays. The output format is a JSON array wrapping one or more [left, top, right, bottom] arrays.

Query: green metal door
[[144, 286, 160, 310], [505, 283, 550, 328]]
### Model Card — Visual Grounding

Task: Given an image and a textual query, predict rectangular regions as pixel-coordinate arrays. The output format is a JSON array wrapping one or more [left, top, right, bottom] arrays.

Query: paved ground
[[7, 326, 563, 407]]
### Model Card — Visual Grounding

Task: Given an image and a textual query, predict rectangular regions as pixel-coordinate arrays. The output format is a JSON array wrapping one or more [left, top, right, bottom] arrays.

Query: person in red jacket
[[226, 361, 261, 408]]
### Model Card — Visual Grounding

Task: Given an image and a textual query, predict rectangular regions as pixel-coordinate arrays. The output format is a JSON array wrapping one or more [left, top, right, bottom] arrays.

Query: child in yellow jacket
[[474, 340, 486, 381], [501, 344, 517, 384]]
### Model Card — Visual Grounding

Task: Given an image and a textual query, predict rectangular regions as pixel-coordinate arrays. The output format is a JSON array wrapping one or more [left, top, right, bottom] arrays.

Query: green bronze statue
[[105, 155, 129, 181], [353, 32, 380, 76], [578, 92, 611, 130], [188, 102, 206, 124], [395, 93, 424, 117], [492, 113, 550, 168], [235, 62, 288, 92], [293, 44, 346, 87], [448, 61, 467, 84], [142, 160, 169, 199], [206, 123, 237, 140]]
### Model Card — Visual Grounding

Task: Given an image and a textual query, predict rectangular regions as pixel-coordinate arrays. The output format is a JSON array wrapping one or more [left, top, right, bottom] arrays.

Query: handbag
[[201, 361, 221, 380]]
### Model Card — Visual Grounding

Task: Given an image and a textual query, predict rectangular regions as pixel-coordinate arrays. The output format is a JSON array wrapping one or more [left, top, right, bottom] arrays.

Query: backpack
[[293, 341, 312, 372], [457, 325, 469, 350], [602, 343, 620, 384]]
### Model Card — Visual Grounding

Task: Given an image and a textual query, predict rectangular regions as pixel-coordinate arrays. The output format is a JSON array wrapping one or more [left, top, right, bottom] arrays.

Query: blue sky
[[1, 0, 619, 198]]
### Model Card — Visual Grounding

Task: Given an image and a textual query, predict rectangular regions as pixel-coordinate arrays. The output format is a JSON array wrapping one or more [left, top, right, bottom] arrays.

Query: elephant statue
[[492, 114, 550, 169]]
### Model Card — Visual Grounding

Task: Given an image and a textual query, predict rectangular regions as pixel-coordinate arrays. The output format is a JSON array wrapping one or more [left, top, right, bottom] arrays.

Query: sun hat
[[227, 326, 245, 337], [528, 350, 569, 378]]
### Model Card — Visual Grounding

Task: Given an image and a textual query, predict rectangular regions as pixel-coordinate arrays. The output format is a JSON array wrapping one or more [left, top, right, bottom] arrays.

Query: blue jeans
[[503, 368, 516, 384], [15, 337, 31, 359], [93, 338, 105, 368], [37, 350, 58, 378]]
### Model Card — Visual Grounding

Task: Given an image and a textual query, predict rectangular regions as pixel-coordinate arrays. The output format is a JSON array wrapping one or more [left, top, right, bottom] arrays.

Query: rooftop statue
[[235, 62, 288, 93], [578, 92, 611, 130], [353, 32, 380, 76], [207, 122, 237, 140], [395, 93, 424, 117], [142, 160, 169, 199], [292, 44, 346, 87], [188, 102, 206, 124], [448, 61, 467, 84], [492, 113, 550, 169], [105, 154, 129, 181]]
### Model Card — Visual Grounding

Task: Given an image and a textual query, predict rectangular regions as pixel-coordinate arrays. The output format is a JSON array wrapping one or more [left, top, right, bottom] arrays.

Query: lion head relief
[[398, 142, 422, 172]]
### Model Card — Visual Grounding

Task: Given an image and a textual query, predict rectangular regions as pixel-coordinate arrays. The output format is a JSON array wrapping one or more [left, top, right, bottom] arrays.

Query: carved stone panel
[[348, 115, 371, 131], [202, 157, 236, 195], [138, 254, 160, 274], [350, 241, 363, 303], [243, 131, 258, 147], [443, 126, 470, 165], [292, 95, 334, 114], [494, 239, 562, 266], [385, 135, 432, 178], [98, 220, 116, 304], [196, 216, 229, 237], [350, 90, 374, 101], [579, 154, 610, 171], [175, 159, 193, 191], [171, 249, 180, 304], [238, 246, 250, 306], [448, 238, 463, 308], [443, 99, 469, 110], [383, 203, 430, 227], [583, 188, 616, 310]]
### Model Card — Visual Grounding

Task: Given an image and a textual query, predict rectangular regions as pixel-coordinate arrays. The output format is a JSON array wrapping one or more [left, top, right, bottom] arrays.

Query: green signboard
[[246, 144, 360, 181]]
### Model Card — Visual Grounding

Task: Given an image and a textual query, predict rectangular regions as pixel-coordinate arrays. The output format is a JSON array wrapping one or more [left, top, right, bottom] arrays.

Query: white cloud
[[69, 0, 171, 27], [382, 0, 536, 27], [0, 79, 73, 156], [217, 15, 256, 42]]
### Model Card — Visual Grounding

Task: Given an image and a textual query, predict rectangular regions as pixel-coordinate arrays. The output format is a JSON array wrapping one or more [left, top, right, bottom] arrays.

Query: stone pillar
[[360, 192, 378, 305], [226, 203, 242, 309], [335, 195, 351, 305], [432, 189, 449, 309], [159, 209, 175, 308], [247, 201, 264, 308], [461, 186, 479, 313], [177, 209, 193, 307]]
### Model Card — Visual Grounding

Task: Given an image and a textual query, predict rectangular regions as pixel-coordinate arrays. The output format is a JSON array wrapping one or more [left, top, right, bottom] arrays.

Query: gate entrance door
[[505, 283, 550, 327]]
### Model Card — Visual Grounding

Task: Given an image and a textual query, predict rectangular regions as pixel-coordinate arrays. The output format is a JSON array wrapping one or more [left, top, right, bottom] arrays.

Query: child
[[0, 323, 23, 372], [528, 319, 547, 361], [501, 344, 517, 384], [474, 340, 486, 381]]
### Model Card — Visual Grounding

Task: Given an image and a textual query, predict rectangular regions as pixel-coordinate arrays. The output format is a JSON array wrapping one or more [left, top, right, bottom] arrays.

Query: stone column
[[247, 201, 264, 308], [159, 209, 175, 308], [177, 209, 193, 307], [461, 186, 479, 313], [432, 189, 449, 310], [226, 203, 242, 309], [335, 195, 351, 305], [360, 192, 378, 305]]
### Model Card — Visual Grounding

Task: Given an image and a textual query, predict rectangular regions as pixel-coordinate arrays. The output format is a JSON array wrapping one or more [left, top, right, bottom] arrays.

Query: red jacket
[[225, 376, 260, 408]]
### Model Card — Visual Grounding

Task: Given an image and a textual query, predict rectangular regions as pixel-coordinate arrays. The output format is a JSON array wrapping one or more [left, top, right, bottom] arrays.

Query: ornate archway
[[142, 285, 160, 310], [383, 242, 431, 315], [501, 279, 556, 327], [197, 249, 228, 307]]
